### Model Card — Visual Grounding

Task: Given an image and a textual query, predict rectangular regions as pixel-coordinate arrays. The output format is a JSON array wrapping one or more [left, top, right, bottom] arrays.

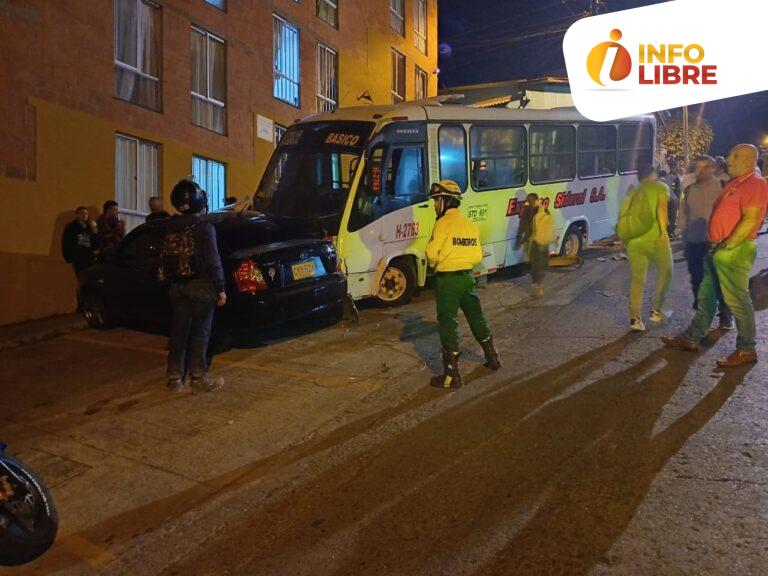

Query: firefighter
[[425, 179, 501, 388]]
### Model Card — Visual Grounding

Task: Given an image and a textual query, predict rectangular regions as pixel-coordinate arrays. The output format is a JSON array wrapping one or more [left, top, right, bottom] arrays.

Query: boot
[[481, 336, 502, 370], [430, 349, 462, 389]]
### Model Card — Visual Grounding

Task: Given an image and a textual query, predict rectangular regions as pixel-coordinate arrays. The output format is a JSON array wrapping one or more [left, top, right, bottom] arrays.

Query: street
[[2, 237, 768, 576]]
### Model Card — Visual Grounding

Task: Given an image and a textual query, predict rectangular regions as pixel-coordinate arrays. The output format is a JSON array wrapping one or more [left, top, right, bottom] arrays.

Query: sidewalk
[[0, 312, 86, 351]]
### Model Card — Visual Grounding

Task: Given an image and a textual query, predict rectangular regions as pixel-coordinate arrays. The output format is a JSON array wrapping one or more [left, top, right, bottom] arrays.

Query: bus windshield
[[255, 121, 375, 234]]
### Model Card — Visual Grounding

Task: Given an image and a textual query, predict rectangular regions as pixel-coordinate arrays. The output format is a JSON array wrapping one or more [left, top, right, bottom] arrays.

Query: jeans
[[627, 237, 672, 319], [684, 241, 758, 350], [684, 242, 733, 324], [529, 242, 549, 284], [435, 272, 491, 352], [167, 279, 217, 380]]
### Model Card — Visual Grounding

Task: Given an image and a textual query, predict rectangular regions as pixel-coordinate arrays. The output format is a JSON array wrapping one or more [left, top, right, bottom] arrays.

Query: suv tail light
[[234, 260, 268, 293]]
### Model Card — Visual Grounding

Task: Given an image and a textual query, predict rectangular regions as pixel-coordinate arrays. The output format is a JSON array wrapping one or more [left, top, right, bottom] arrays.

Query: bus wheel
[[377, 259, 416, 307], [559, 225, 584, 259]]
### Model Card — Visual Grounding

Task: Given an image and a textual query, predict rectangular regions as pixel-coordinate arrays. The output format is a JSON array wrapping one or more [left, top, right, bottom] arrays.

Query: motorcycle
[[0, 443, 58, 566]]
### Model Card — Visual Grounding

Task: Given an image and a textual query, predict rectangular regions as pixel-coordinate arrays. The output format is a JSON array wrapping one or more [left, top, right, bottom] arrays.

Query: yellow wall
[[0, 98, 265, 325]]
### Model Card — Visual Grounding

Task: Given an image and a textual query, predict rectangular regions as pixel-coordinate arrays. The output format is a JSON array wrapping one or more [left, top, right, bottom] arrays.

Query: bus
[[253, 103, 656, 305]]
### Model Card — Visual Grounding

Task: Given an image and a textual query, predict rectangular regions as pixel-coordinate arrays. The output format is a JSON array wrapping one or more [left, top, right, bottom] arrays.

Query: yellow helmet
[[428, 179, 463, 201]]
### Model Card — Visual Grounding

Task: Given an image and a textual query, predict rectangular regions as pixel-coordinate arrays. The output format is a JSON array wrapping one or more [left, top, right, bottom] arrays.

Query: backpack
[[532, 210, 557, 246], [158, 225, 198, 282], [616, 185, 655, 242]]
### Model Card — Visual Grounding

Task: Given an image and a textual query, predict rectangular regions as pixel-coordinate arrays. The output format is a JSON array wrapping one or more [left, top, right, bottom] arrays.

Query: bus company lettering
[[452, 237, 478, 247], [395, 221, 419, 239], [325, 133, 361, 146], [507, 186, 606, 217], [554, 190, 587, 209]]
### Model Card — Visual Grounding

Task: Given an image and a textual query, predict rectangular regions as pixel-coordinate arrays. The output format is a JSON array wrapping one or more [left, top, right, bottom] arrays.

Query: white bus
[[254, 103, 656, 305]]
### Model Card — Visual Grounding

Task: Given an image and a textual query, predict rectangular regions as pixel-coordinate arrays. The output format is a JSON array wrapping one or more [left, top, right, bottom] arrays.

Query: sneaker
[[190, 374, 224, 393], [630, 318, 646, 332], [649, 310, 665, 324], [166, 378, 184, 393], [718, 318, 735, 331]]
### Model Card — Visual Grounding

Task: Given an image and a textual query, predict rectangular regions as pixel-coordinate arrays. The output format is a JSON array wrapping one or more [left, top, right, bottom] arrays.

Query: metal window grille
[[316, 43, 338, 112], [415, 66, 428, 100], [414, 0, 427, 54], [273, 15, 300, 107], [390, 0, 404, 35], [191, 26, 227, 134], [192, 156, 226, 211], [391, 49, 405, 104], [316, 0, 338, 28], [114, 0, 161, 110], [115, 134, 159, 232]]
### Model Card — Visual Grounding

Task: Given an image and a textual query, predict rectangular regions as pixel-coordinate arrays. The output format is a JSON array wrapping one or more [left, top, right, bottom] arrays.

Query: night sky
[[438, 0, 768, 154]]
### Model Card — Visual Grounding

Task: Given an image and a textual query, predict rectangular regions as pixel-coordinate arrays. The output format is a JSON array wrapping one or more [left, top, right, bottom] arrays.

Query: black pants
[[529, 242, 549, 284], [667, 195, 679, 235], [684, 242, 733, 322], [167, 279, 217, 380]]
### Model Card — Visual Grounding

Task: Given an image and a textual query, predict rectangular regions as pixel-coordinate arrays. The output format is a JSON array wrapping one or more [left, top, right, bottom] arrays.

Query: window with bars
[[414, 0, 427, 54], [273, 15, 300, 107], [316, 0, 338, 28], [114, 0, 161, 111], [390, 0, 404, 35], [192, 156, 226, 211], [115, 134, 159, 232], [391, 49, 405, 104], [316, 43, 338, 112], [415, 66, 428, 100], [191, 26, 227, 134]]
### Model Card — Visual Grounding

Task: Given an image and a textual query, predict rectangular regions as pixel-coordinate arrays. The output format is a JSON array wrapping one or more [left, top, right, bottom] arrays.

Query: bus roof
[[298, 103, 655, 126]]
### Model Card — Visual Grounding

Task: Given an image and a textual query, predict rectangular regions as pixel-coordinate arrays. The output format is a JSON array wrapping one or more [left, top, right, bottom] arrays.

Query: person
[[677, 155, 734, 330], [425, 179, 501, 388], [663, 161, 682, 236], [680, 162, 697, 192], [61, 206, 98, 276], [663, 144, 768, 367], [517, 193, 556, 299], [163, 179, 227, 392], [96, 200, 125, 258], [715, 156, 730, 187], [626, 165, 672, 332], [145, 196, 171, 222]]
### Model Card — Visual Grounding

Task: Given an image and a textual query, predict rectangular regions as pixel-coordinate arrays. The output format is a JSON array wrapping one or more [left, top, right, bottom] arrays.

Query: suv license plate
[[291, 260, 317, 280]]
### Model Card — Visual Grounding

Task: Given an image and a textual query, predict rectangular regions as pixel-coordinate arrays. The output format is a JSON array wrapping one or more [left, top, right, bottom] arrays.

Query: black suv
[[79, 210, 347, 341]]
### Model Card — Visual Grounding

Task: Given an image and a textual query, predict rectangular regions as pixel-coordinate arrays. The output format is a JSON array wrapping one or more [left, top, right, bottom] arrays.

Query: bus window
[[529, 125, 576, 184], [470, 125, 526, 191], [578, 124, 617, 179], [618, 123, 654, 174], [438, 125, 468, 191]]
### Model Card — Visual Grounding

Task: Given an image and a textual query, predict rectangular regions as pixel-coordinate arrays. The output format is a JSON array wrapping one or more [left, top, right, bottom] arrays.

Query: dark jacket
[[163, 213, 225, 293], [97, 214, 124, 250], [61, 220, 97, 272], [145, 210, 171, 223]]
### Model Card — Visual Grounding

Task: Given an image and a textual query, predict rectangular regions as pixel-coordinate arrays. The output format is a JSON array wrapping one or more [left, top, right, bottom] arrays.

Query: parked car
[[78, 209, 348, 345]]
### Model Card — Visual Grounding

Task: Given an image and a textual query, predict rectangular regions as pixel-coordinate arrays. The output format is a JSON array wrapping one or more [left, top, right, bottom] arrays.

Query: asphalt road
[[2, 237, 768, 576]]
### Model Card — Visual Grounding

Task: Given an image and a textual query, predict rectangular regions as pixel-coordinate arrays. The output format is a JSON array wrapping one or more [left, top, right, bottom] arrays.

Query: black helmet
[[171, 179, 208, 214]]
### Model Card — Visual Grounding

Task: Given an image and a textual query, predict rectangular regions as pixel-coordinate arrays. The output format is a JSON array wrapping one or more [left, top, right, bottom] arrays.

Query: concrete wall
[[0, 0, 438, 325]]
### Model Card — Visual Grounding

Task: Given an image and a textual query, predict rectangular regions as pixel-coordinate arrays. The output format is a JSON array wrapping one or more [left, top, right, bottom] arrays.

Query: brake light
[[234, 260, 268, 293]]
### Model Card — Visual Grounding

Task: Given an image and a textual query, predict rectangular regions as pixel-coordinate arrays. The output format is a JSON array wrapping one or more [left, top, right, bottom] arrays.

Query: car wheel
[[559, 225, 584, 259], [81, 291, 112, 329], [377, 259, 416, 307]]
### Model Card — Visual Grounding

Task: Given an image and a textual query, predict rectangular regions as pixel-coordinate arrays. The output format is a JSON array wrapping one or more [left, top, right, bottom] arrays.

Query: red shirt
[[708, 171, 768, 243]]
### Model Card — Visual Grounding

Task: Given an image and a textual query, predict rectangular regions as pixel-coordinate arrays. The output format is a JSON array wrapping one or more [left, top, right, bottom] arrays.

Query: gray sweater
[[678, 178, 722, 244]]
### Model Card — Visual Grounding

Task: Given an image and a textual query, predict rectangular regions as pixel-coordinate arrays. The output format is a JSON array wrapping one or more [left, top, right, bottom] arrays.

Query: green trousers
[[626, 238, 673, 318], [684, 241, 758, 350], [435, 272, 491, 352]]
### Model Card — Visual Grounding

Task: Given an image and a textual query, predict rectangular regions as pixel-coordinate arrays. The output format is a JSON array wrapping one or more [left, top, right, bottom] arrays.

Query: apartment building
[[0, 0, 438, 325]]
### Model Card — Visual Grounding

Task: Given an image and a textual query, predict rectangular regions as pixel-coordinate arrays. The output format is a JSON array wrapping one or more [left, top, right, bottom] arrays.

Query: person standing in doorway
[[162, 179, 227, 392], [625, 165, 673, 332], [425, 180, 501, 389], [677, 155, 734, 331], [663, 144, 768, 367]]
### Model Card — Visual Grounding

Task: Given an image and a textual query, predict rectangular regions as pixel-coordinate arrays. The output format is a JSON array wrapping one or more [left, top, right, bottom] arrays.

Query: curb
[[0, 314, 88, 352]]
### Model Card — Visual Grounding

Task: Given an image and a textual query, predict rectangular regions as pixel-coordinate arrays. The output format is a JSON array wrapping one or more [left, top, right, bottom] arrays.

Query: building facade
[[0, 0, 438, 325]]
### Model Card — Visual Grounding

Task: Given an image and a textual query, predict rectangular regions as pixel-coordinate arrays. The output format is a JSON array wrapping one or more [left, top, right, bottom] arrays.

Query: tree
[[660, 117, 715, 166]]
